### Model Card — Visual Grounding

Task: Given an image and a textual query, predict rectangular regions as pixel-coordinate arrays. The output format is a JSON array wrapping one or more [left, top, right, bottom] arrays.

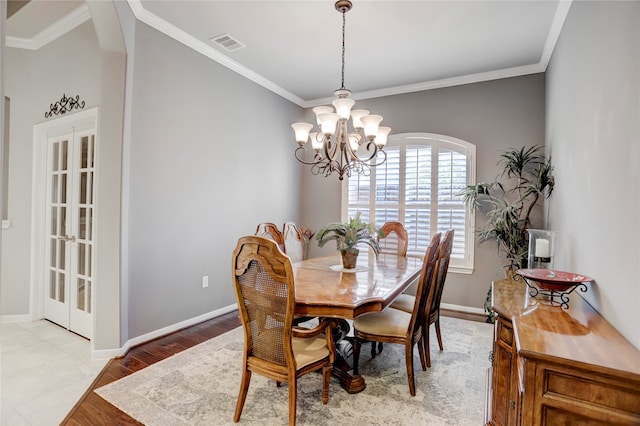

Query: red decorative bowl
[[516, 269, 594, 292]]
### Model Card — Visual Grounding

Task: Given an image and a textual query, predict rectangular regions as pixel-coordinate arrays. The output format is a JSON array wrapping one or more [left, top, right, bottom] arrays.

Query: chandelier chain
[[341, 8, 346, 90]]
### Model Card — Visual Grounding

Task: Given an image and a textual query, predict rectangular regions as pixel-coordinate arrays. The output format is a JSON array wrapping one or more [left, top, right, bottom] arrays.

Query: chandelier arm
[[324, 137, 339, 162], [295, 146, 331, 166]]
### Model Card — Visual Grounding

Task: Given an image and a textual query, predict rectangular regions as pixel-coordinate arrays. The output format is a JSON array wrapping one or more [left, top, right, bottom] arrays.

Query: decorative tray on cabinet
[[515, 269, 593, 308]]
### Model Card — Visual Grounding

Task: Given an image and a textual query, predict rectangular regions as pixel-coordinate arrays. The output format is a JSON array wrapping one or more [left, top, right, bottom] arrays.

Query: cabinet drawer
[[544, 367, 640, 416], [497, 318, 514, 347]]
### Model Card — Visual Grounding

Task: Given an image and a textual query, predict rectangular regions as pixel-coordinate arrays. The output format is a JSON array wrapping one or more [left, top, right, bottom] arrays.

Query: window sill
[[448, 265, 473, 275]]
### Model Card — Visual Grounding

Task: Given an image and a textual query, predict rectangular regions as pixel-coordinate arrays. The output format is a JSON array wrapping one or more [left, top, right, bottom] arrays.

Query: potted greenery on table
[[316, 213, 381, 269], [459, 145, 554, 321]]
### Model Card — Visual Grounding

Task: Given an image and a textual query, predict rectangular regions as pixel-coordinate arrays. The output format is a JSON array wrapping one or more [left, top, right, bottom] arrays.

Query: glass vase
[[527, 229, 556, 269]]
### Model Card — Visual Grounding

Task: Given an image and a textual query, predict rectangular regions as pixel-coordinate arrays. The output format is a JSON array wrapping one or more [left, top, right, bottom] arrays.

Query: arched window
[[343, 133, 476, 272]]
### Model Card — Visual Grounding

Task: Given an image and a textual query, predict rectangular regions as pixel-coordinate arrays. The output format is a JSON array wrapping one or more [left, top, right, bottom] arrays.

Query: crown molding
[[5, 3, 91, 50], [540, 0, 573, 69], [303, 63, 547, 108]]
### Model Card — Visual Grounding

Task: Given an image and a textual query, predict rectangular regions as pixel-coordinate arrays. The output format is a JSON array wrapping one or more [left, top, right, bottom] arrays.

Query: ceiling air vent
[[210, 33, 245, 52]]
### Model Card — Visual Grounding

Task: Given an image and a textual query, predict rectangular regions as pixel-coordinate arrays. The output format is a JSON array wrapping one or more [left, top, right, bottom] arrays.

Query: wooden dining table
[[291, 251, 423, 393]]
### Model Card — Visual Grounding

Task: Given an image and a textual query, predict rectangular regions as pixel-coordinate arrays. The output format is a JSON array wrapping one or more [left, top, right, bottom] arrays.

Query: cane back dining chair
[[231, 236, 336, 425], [389, 229, 455, 367], [255, 222, 286, 253], [282, 221, 305, 263], [352, 232, 441, 396], [371, 221, 410, 356], [377, 221, 409, 257]]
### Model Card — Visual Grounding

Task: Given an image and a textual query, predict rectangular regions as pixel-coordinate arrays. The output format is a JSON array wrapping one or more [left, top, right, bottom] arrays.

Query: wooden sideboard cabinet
[[485, 279, 640, 426]]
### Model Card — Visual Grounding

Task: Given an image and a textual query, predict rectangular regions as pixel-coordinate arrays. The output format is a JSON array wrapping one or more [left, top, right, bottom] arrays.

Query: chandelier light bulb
[[361, 114, 383, 140], [348, 133, 360, 151], [312, 106, 334, 125], [309, 132, 323, 151], [374, 126, 391, 147], [332, 98, 355, 119], [350, 109, 369, 130], [291, 122, 313, 145], [318, 113, 339, 136]]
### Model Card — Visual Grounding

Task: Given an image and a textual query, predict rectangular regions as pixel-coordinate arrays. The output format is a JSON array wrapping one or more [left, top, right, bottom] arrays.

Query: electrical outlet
[[202, 275, 209, 288]]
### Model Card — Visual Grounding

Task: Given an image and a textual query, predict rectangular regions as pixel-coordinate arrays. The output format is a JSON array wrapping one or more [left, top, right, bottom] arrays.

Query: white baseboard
[[0, 313, 34, 322], [92, 304, 239, 360], [441, 303, 485, 316]]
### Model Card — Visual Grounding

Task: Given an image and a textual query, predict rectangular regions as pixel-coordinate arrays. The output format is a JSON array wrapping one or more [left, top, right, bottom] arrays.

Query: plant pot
[[341, 249, 359, 269]]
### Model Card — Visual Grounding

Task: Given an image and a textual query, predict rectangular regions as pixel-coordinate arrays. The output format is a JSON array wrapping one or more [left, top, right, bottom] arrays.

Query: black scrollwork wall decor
[[44, 94, 86, 118]]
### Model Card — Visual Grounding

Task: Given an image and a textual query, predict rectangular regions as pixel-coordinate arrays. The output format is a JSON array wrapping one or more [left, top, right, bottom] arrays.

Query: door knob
[[57, 235, 76, 242]]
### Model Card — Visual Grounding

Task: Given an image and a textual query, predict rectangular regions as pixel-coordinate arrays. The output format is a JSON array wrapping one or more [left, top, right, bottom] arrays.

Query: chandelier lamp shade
[[291, 0, 390, 181]]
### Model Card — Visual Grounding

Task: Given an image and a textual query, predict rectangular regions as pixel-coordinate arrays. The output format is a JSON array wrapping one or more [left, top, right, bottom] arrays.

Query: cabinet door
[[491, 318, 517, 426]]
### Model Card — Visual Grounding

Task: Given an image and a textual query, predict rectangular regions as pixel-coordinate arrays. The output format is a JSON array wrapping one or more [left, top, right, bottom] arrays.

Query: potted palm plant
[[459, 145, 554, 321], [316, 213, 381, 269]]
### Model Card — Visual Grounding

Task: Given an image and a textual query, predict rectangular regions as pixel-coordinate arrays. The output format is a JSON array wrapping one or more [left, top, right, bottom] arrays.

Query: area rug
[[96, 316, 492, 425]]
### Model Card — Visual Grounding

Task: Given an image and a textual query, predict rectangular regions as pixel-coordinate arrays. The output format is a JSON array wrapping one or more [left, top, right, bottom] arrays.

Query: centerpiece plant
[[316, 213, 381, 269], [458, 145, 554, 321]]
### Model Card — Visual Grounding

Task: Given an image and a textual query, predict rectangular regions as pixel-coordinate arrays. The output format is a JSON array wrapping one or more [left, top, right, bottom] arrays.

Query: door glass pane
[[79, 208, 86, 239], [51, 175, 58, 203], [50, 271, 56, 299], [60, 207, 66, 236], [77, 279, 85, 311], [78, 243, 85, 275], [87, 208, 93, 240], [80, 172, 87, 204], [59, 240, 65, 268], [50, 238, 56, 268], [61, 173, 67, 203], [58, 272, 65, 303], [61, 140, 68, 170], [51, 207, 58, 235], [52, 142, 59, 171], [88, 171, 94, 203], [81, 136, 88, 168], [90, 135, 95, 167]]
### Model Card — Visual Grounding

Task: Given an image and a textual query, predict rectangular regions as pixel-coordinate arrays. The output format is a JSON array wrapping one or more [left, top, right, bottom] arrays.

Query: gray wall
[[2, 22, 102, 315], [122, 20, 303, 339], [546, 1, 640, 348], [302, 74, 547, 311]]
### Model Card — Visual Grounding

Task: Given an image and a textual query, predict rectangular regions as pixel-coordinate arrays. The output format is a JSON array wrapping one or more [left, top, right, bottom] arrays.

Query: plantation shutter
[[405, 144, 431, 255], [344, 133, 475, 272], [437, 149, 468, 261]]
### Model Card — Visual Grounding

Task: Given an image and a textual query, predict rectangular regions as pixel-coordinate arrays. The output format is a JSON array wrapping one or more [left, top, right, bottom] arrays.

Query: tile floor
[[0, 320, 108, 425]]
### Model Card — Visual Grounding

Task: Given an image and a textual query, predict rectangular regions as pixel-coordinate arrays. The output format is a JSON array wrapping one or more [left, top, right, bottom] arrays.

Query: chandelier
[[291, 0, 390, 181]]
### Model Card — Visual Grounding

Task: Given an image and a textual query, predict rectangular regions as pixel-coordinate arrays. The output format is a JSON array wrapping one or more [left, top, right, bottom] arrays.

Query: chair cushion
[[389, 294, 415, 314], [292, 336, 330, 368], [353, 308, 411, 337]]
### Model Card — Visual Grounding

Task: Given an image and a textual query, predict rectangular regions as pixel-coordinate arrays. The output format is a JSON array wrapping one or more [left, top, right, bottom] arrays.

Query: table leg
[[332, 320, 366, 393]]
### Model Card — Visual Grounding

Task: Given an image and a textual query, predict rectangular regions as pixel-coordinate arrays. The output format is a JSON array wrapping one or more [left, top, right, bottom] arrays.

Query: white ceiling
[[5, 0, 572, 107]]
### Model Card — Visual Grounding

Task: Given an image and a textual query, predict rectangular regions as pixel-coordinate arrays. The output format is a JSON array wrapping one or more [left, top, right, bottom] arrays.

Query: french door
[[42, 118, 96, 339]]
